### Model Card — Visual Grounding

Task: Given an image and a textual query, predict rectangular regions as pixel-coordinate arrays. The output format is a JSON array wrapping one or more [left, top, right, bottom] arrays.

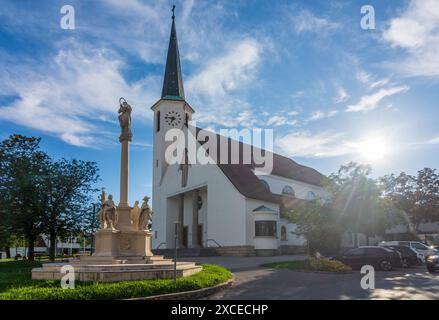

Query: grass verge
[[262, 258, 352, 273], [0, 259, 232, 300]]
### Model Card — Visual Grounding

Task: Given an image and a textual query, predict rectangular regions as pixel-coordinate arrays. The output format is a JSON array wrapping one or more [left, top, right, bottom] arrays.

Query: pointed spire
[[161, 5, 185, 100]]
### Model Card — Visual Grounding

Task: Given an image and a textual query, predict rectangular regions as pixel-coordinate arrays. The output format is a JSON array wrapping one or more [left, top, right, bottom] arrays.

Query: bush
[[308, 258, 352, 273], [263, 258, 351, 273], [0, 261, 232, 300]]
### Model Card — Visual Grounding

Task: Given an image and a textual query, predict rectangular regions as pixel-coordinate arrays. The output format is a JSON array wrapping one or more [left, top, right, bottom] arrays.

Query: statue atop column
[[118, 97, 132, 142]]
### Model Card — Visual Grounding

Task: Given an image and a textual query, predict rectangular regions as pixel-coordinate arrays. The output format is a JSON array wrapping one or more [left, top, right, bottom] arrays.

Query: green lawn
[[0, 259, 232, 300], [262, 258, 352, 273]]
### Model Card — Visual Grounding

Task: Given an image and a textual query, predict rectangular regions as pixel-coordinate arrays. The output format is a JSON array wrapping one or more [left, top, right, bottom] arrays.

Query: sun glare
[[356, 135, 390, 163]]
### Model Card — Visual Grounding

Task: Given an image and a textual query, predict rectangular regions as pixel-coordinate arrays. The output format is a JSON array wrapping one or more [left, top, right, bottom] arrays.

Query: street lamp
[[173, 221, 180, 282]]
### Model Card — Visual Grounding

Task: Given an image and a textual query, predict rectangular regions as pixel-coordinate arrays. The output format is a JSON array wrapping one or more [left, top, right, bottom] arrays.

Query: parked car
[[425, 254, 439, 273], [333, 246, 402, 271], [385, 245, 419, 267], [379, 241, 437, 262]]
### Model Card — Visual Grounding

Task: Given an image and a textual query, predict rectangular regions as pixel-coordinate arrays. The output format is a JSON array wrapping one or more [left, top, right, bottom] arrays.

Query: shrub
[[308, 258, 352, 273], [263, 258, 351, 273]]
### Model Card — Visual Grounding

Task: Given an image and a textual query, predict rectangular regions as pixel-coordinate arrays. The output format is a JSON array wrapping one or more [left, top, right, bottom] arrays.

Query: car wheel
[[401, 258, 409, 268], [379, 260, 393, 271]]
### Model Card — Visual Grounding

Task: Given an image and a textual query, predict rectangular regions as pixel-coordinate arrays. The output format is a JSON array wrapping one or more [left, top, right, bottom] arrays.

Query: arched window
[[260, 179, 270, 191], [281, 226, 287, 241], [282, 185, 295, 197], [306, 191, 316, 201]]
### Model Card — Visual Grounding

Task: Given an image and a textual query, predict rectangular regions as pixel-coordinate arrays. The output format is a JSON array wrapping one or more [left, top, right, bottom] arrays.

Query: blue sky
[[0, 0, 438, 205]]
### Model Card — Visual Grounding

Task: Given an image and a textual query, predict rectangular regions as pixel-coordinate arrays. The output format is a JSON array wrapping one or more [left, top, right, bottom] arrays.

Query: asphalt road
[[182, 256, 439, 300]]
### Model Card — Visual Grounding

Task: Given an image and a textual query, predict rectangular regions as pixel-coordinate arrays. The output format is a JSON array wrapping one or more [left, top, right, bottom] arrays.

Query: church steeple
[[161, 5, 185, 100]]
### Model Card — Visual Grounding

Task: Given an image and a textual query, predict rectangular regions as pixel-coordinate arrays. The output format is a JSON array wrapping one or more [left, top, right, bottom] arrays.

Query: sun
[[356, 135, 390, 163]]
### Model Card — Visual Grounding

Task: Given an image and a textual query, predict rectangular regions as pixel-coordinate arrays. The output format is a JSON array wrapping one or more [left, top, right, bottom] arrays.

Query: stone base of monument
[[32, 230, 202, 282]]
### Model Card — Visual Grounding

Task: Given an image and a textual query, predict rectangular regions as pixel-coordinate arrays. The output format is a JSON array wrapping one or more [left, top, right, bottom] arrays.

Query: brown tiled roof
[[193, 127, 325, 206]]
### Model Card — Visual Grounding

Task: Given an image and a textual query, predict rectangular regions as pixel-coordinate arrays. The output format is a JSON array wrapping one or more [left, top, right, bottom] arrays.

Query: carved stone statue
[[101, 194, 118, 229], [130, 200, 140, 229], [118, 97, 132, 142], [138, 196, 153, 231]]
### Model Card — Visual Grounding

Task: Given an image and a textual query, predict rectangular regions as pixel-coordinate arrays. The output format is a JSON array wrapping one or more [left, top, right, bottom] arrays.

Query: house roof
[[193, 127, 325, 207], [253, 205, 278, 213]]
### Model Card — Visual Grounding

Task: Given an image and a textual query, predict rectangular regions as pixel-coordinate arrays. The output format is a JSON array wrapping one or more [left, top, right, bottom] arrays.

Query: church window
[[281, 226, 287, 241], [306, 191, 317, 201], [260, 179, 270, 191], [185, 113, 189, 127], [156, 111, 161, 132], [255, 221, 277, 237], [282, 185, 295, 197], [197, 195, 203, 210]]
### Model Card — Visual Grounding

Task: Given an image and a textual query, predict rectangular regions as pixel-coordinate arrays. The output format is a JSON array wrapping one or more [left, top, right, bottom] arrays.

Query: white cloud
[[292, 10, 339, 34], [346, 86, 409, 113], [0, 44, 158, 147], [276, 131, 352, 158], [357, 71, 371, 84], [308, 110, 338, 121], [266, 115, 298, 127], [383, 0, 439, 77], [370, 78, 390, 89], [420, 136, 439, 145], [334, 84, 348, 103], [187, 38, 264, 127]]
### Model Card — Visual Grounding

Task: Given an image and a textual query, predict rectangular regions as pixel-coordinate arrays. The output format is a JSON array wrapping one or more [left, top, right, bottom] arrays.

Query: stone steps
[[32, 254, 203, 282]]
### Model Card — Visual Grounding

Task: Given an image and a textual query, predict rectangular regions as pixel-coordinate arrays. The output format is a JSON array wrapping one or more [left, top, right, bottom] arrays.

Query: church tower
[[151, 8, 194, 194]]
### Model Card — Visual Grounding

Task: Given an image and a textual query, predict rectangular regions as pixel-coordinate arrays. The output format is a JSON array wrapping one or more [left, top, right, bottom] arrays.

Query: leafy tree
[[284, 200, 342, 255], [380, 168, 439, 232], [0, 135, 50, 261], [326, 162, 398, 246], [42, 159, 100, 261]]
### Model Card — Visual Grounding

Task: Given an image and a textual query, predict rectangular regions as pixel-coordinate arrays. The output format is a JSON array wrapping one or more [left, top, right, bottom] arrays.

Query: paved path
[[183, 256, 439, 299], [181, 255, 307, 272]]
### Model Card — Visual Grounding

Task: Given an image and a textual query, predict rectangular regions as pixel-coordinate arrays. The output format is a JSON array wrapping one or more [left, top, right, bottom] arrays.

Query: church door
[[197, 224, 203, 248]]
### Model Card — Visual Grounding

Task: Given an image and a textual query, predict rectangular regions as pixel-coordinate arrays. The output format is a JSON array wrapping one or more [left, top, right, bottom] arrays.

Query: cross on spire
[[172, 5, 175, 19]]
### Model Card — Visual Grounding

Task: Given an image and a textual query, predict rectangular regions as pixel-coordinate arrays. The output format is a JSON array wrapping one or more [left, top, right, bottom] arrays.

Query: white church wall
[[152, 159, 247, 248], [279, 219, 306, 246], [256, 174, 327, 200]]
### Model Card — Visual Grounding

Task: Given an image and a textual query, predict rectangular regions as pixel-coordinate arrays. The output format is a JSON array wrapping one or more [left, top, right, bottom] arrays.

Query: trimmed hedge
[[262, 258, 352, 273], [0, 260, 232, 300]]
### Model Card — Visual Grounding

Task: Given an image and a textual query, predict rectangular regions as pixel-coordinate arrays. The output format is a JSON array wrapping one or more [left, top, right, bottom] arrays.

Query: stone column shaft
[[120, 140, 129, 207]]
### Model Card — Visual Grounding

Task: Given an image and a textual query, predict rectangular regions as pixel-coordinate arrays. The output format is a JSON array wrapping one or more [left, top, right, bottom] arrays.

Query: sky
[[0, 0, 438, 205]]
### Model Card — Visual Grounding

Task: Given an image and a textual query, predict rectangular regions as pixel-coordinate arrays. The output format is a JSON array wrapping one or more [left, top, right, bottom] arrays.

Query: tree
[[42, 159, 100, 261], [380, 168, 439, 232], [326, 162, 398, 246], [0, 135, 50, 261], [284, 200, 342, 255]]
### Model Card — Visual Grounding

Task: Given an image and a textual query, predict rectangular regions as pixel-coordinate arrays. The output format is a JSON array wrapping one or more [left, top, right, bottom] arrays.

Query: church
[[151, 13, 329, 256]]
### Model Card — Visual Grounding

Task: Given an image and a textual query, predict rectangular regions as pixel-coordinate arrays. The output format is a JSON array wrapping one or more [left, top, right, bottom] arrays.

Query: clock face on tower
[[164, 110, 182, 127]]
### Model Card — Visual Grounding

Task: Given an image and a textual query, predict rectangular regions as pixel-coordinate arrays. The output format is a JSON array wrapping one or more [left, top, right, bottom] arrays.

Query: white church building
[[151, 13, 329, 256]]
